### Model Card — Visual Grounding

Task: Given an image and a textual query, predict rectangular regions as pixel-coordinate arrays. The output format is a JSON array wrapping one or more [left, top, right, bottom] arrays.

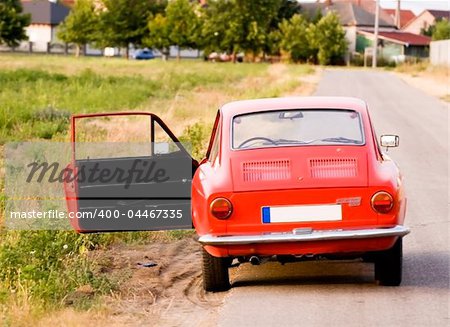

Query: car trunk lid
[[230, 146, 368, 192]]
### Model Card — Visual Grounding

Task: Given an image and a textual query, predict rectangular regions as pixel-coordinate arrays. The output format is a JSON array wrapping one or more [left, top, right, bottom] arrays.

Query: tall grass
[[0, 231, 114, 303], [0, 59, 266, 142]]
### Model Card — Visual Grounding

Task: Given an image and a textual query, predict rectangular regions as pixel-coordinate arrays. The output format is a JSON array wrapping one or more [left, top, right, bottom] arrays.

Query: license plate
[[262, 204, 342, 223]]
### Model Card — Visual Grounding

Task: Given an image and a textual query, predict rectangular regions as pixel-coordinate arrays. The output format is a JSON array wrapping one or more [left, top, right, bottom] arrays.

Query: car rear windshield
[[232, 109, 364, 150]]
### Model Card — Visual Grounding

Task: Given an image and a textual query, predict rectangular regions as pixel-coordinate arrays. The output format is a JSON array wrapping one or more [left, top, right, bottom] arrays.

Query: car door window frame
[[206, 111, 222, 165]]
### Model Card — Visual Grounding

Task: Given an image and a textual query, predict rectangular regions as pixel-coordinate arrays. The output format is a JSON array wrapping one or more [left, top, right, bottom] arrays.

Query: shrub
[[179, 122, 212, 161], [278, 12, 347, 65]]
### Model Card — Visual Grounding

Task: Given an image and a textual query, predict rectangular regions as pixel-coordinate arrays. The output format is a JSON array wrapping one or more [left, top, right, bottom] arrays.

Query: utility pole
[[372, 0, 380, 68], [395, 0, 401, 29]]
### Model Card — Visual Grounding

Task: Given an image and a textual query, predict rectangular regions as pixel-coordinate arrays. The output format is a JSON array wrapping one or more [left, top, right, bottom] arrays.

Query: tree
[[98, 0, 166, 58], [275, 0, 301, 26], [199, 0, 241, 57], [265, 0, 301, 56], [57, 0, 99, 57], [307, 12, 347, 65], [432, 19, 450, 41], [234, 0, 282, 60], [165, 0, 199, 60], [146, 13, 171, 60], [0, 0, 30, 47], [201, 0, 282, 61], [421, 24, 435, 37], [278, 14, 311, 62]]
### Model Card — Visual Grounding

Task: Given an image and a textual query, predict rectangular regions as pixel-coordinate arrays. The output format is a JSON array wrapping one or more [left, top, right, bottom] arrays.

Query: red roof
[[383, 9, 416, 28], [377, 31, 431, 46]]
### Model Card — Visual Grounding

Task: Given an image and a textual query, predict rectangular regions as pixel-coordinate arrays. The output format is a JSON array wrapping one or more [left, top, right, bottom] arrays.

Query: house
[[21, 0, 70, 52], [300, 0, 396, 54], [403, 10, 450, 35], [383, 9, 416, 29], [357, 30, 431, 59], [300, 1, 432, 61]]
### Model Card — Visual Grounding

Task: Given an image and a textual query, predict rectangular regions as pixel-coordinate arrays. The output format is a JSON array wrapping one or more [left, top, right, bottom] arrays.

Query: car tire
[[375, 238, 403, 286], [202, 247, 230, 292]]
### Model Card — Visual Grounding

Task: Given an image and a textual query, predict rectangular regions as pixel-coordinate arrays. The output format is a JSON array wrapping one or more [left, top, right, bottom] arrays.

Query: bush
[[432, 19, 450, 41], [278, 14, 312, 63], [350, 53, 397, 68], [350, 53, 364, 66], [179, 122, 212, 161], [278, 12, 347, 65]]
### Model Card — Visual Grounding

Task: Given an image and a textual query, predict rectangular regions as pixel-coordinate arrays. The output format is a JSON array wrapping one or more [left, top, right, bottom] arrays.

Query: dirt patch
[[268, 63, 290, 83], [83, 237, 223, 327], [394, 66, 449, 102], [284, 67, 323, 97]]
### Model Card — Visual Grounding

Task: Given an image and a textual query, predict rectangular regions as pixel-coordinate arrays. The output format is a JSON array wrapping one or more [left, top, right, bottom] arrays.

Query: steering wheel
[[238, 137, 277, 149]]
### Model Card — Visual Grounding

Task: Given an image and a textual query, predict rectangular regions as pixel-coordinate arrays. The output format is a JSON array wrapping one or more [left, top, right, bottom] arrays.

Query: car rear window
[[232, 109, 364, 150]]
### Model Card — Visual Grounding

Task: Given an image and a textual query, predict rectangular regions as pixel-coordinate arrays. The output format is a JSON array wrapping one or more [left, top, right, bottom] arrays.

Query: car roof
[[220, 96, 368, 118]]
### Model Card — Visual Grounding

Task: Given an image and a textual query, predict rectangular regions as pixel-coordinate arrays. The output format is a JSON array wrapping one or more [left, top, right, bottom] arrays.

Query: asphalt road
[[218, 69, 449, 327]]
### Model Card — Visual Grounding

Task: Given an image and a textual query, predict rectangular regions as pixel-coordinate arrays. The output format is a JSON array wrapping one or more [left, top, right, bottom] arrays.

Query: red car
[[192, 97, 408, 291], [65, 97, 408, 292]]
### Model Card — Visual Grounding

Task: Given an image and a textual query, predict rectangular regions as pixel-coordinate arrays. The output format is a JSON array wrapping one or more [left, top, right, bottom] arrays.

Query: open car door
[[64, 112, 197, 233]]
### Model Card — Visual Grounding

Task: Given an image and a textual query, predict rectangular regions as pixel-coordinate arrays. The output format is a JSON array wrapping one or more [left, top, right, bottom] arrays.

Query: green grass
[[0, 53, 315, 320], [0, 231, 113, 302], [0, 56, 267, 142]]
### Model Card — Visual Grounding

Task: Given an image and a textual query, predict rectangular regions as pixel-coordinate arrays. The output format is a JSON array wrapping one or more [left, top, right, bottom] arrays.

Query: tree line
[[2, 1, 449, 64], [57, 0, 348, 64], [1, 0, 348, 64]]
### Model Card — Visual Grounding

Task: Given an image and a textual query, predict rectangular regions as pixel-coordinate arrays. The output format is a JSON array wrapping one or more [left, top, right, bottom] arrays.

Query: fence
[[430, 40, 450, 67], [0, 42, 202, 59], [0, 42, 101, 56]]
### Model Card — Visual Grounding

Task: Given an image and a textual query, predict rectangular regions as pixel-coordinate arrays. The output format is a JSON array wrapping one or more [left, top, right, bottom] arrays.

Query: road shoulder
[[393, 68, 449, 103]]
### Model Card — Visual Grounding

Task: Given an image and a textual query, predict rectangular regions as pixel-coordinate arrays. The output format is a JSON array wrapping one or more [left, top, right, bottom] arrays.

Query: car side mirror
[[380, 135, 399, 149]]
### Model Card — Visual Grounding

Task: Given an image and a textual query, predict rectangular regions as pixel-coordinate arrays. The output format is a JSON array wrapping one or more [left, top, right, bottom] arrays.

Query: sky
[[380, 0, 449, 14], [299, 1, 449, 15]]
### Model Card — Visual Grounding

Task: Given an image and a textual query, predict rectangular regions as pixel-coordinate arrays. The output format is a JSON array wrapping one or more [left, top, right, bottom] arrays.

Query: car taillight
[[210, 198, 233, 219], [371, 191, 394, 214]]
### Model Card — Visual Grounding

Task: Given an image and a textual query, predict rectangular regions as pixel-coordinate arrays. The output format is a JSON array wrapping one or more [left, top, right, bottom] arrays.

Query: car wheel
[[202, 247, 230, 292], [374, 238, 403, 286]]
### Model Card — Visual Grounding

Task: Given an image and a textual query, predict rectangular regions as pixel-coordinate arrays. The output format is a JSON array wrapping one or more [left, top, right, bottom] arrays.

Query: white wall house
[[403, 10, 450, 35], [299, 0, 397, 55], [21, 0, 70, 52]]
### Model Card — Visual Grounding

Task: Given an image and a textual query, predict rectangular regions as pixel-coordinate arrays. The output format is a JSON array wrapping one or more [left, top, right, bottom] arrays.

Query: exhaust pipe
[[249, 256, 261, 265]]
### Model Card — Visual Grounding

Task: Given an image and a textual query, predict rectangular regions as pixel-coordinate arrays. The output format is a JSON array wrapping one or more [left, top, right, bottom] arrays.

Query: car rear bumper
[[198, 225, 410, 245]]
